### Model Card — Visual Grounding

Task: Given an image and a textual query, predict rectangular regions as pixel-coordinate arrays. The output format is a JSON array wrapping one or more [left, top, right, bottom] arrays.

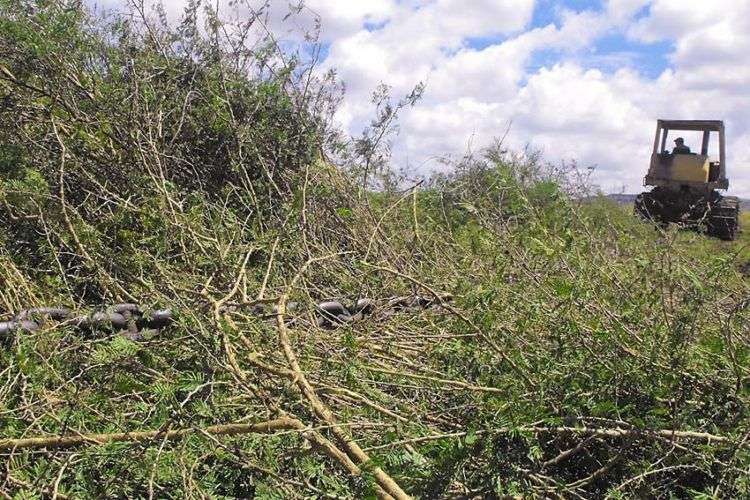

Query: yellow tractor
[[635, 119, 740, 240]]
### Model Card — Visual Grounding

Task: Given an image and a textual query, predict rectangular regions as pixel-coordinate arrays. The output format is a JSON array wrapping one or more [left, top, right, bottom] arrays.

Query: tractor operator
[[672, 137, 691, 154]]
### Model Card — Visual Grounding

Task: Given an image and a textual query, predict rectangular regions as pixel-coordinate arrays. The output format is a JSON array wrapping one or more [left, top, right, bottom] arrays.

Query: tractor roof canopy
[[657, 119, 724, 132]]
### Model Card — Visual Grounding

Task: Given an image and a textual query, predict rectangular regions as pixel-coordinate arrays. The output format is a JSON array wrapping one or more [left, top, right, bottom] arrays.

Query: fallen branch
[[218, 317, 366, 491], [0, 417, 301, 452], [361, 261, 535, 387], [363, 425, 748, 452], [277, 253, 411, 500]]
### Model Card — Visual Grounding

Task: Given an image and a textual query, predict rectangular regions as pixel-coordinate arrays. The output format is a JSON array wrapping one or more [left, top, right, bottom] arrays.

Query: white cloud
[[319, 0, 536, 108], [84, 0, 750, 196], [323, 0, 750, 195], [303, 0, 396, 40], [629, 0, 745, 42], [606, 0, 650, 21]]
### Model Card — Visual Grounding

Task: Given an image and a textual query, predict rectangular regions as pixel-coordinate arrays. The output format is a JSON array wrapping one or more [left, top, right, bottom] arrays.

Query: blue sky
[[524, 0, 670, 79]]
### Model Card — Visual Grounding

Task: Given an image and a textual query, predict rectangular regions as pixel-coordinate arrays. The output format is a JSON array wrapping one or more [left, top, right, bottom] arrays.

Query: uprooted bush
[[1, 2, 749, 498]]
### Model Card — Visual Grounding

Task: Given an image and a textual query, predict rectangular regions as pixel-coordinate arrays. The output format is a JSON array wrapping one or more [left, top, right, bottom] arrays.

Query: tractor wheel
[[707, 196, 740, 241]]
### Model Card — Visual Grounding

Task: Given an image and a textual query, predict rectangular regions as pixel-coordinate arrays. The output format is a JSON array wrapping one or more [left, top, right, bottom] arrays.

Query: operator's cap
[[674, 137, 684, 143]]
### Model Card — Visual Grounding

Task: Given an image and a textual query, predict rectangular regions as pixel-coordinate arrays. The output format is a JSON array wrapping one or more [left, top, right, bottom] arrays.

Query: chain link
[[0, 305, 172, 340]]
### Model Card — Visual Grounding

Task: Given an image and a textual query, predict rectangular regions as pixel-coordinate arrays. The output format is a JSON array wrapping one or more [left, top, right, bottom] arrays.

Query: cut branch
[[0, 417, 302, 452]]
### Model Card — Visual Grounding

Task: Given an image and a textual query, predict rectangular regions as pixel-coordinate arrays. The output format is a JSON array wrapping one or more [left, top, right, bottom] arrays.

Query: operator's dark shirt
[[672, 144, 691, 154]]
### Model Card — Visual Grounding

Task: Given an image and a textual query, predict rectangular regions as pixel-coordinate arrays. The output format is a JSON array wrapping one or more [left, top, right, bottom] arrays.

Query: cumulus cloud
[[303, 0, 396, 40], [328, 0, 750, 195], [84, 0, 750, 195]]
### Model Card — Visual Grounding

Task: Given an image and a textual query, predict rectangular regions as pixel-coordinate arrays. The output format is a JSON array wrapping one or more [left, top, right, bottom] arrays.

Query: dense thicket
[[0, 0, 331, 302], [1, 2, 749, 498]]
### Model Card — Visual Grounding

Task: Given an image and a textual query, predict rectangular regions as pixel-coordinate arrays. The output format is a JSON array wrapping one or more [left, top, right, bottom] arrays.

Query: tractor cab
[[645, 120, 728, 191]]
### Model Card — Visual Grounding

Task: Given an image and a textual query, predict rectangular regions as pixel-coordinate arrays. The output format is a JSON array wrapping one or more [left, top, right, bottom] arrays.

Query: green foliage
[[0, 0, 327, 300], [90, 336, 140, 364]]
